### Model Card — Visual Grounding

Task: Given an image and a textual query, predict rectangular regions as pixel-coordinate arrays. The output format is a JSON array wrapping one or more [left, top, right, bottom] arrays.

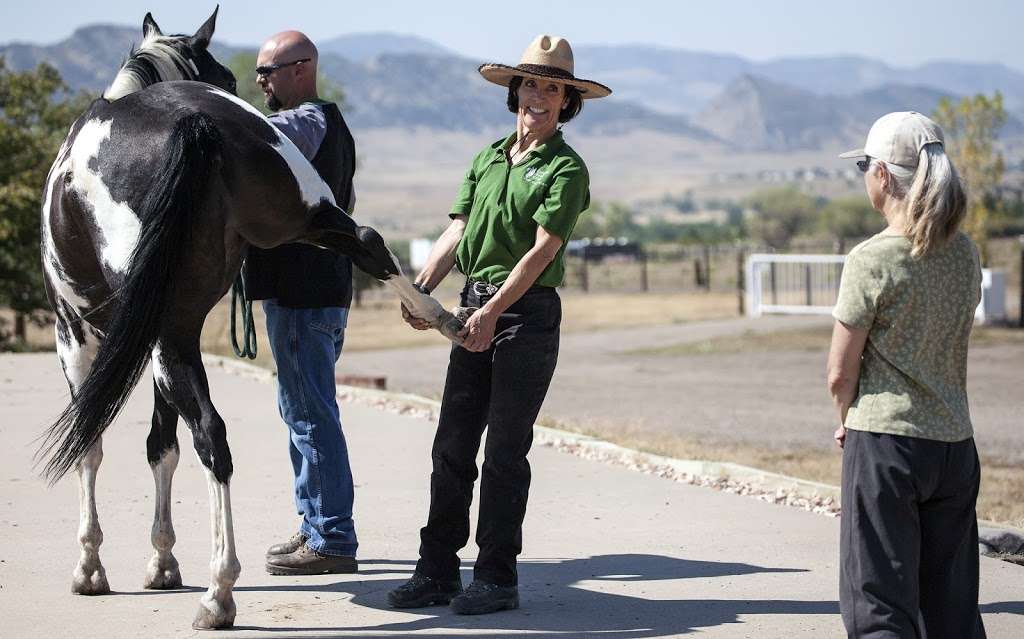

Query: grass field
[[627, 324, 1024, 357]]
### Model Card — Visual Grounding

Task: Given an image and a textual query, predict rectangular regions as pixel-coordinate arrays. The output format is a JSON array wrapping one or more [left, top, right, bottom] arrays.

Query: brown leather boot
[[266, 531, 307, 557], [265, 542, 358, 576]]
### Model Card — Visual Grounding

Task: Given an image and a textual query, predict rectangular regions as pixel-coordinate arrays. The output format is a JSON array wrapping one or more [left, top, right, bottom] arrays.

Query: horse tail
[[39, 112, 222, 483]]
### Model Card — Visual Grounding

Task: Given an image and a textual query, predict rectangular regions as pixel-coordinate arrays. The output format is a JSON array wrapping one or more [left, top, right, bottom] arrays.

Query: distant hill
[[574, 45, 749, 115], [694, 75, 969, 151], [2, 25, 1022, 151], [694, 75, 851, 151], [0, 25, 145, 90], [0, 24, 247, 91], [319, 52, 714, 138], [0, 25, 714, 141], [319, 32, 455, 62], [576, 45, 1024, 116]]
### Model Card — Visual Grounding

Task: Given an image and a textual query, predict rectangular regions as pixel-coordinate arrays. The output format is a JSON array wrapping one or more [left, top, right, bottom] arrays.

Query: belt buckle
[[472, 281, 497, 296]]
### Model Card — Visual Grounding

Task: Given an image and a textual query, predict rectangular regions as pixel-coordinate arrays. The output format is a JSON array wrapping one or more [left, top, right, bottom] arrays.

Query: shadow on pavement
[[231, 553, 836, 637]]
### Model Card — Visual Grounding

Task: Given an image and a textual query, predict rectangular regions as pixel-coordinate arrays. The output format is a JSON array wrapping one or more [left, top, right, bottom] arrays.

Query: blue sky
[[4, 0, 1021, 71]]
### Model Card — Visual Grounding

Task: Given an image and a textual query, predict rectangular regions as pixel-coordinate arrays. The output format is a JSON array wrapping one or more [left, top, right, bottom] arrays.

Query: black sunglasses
[[255, 58, 311, 78], [856, 157, 873, 173]]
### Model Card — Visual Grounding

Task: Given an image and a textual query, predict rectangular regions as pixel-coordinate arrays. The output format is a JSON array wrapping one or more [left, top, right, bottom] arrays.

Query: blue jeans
[[264, 300, 357, 557]]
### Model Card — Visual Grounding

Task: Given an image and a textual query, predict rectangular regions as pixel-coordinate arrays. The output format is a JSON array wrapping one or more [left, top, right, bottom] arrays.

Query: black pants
[[840, 429, 986, 639], [416, 282, 561, 587]]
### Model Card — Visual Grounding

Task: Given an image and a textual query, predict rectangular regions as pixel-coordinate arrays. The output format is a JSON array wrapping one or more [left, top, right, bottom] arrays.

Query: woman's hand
[[834, 424, 847, 449], [458, 307, 498, 352], [401, 303, 432, 331]]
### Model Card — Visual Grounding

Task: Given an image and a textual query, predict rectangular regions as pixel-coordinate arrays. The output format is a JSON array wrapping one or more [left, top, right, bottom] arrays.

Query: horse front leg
[[144, 380, 183, 589], [152, 339, 240, 630]]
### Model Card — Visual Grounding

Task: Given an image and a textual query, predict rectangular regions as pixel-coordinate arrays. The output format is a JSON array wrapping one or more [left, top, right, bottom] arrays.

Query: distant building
[[409, 238, 434, 270]]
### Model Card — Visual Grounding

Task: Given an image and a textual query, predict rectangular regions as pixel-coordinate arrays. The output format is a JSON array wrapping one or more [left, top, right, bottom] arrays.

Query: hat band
[[515, 64, 575, 81]]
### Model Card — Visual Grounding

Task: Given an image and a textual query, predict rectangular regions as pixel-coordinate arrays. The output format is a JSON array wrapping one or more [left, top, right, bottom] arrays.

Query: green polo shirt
[[449, 131, 590, 288]]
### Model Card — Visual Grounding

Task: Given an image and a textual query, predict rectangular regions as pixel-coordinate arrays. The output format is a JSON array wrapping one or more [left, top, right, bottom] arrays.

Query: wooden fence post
[[804, 263, 813, 306], [1018, 235, 1023, 328], [703, 244, 712, 292], [737, 248, 746, 316]]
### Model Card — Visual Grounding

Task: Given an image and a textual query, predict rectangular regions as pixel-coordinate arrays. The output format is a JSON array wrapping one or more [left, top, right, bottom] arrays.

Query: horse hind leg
[[306, 207, 466, 343], [306, 206, 400, 280], [72, 439, 109, 595], [143, 380, 183, 589], [55, 313, 110, 595], [152, 339, 239, 629]]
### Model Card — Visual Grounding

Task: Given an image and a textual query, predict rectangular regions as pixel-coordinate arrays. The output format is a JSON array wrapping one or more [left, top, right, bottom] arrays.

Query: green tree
[[227, 52, 348, 115], [571, 201, 639, 239], [933, 92, 1007, 263], [819, 196, 882, 246], [572, 207, 603, 238], [601, 202, 640, 238], [0, 58, 94, 343], [744, 186, 820, 249]]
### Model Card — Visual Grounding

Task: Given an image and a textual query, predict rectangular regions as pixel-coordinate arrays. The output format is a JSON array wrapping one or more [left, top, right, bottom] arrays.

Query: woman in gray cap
[[830, 111, 985, 638], [387, 35, 610, 615]]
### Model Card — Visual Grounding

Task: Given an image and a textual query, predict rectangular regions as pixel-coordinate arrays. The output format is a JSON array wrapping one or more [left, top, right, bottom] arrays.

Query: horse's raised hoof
[[71, 565, 110, 595], [192, 599, 236, 631], [144, 556, 183, 590]]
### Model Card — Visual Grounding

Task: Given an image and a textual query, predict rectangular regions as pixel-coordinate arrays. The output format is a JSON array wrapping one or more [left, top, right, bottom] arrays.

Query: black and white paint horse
[[38, 9, 458, 630]]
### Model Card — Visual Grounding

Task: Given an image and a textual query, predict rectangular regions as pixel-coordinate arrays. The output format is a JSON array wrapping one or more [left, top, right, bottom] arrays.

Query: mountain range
[[3, 24, 1022, 152], [576, 45, 1024, 116]]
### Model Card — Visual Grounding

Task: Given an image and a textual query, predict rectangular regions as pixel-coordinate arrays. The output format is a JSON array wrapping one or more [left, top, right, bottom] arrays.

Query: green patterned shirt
[[833, 231, 981, 442]]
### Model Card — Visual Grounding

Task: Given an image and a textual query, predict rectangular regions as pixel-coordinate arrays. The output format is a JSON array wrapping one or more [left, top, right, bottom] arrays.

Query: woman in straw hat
[[387, 35, 610, 615], [829, 112, 986, 638]]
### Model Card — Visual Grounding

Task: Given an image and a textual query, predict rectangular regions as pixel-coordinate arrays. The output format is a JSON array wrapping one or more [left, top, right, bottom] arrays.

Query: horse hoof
[[144, 556, 183, 590], [192, 600, 236, 630], [72, 566, 110, 595]]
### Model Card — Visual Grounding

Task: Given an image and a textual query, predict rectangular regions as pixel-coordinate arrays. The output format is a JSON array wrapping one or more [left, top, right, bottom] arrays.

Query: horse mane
[[103, 33, 199, 101]]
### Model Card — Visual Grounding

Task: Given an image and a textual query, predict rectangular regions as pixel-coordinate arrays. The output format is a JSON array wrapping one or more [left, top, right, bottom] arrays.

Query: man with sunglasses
[[242, 30, 361, 576]]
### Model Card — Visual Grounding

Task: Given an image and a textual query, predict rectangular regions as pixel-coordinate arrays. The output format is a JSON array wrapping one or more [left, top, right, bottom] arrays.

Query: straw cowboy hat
[[478, 35, 612, 99]]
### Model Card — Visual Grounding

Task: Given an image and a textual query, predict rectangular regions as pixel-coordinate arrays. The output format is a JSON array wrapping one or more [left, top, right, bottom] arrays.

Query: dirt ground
[[197, 289, 740, 370], [330, 315, 1024, 528], [12, 293, 1024, 527]]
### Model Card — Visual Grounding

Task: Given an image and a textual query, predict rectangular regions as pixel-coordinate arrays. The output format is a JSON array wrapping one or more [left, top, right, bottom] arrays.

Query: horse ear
[[142, 12, 163, 38], [191, 6, 219, 50]]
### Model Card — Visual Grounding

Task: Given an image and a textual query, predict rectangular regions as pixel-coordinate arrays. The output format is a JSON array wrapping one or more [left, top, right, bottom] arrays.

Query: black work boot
[[266, 531, 307, 557], [387, 573, 463, 608], [265, 542, 357, 575], [449, 580, 519, 615]]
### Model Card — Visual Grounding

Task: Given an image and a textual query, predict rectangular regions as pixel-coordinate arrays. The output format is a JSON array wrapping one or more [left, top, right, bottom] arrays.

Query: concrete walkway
[[1, 352, 1021, 638]]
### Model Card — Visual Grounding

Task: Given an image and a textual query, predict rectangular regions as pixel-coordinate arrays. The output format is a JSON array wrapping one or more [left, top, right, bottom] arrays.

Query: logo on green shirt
[[523, 166, 546, 183]]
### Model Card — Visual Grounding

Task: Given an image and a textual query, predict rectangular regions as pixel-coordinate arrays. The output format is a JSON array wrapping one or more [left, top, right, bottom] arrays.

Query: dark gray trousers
[[840, 429, 986, 639]]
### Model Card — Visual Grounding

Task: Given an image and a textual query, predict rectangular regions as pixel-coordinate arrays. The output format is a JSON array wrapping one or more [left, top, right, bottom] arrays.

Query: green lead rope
[[230, 272, 257, 359]]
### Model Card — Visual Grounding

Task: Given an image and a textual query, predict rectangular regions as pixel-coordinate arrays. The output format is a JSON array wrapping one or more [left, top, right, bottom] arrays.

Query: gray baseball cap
[[839, 111, 944, 166]]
